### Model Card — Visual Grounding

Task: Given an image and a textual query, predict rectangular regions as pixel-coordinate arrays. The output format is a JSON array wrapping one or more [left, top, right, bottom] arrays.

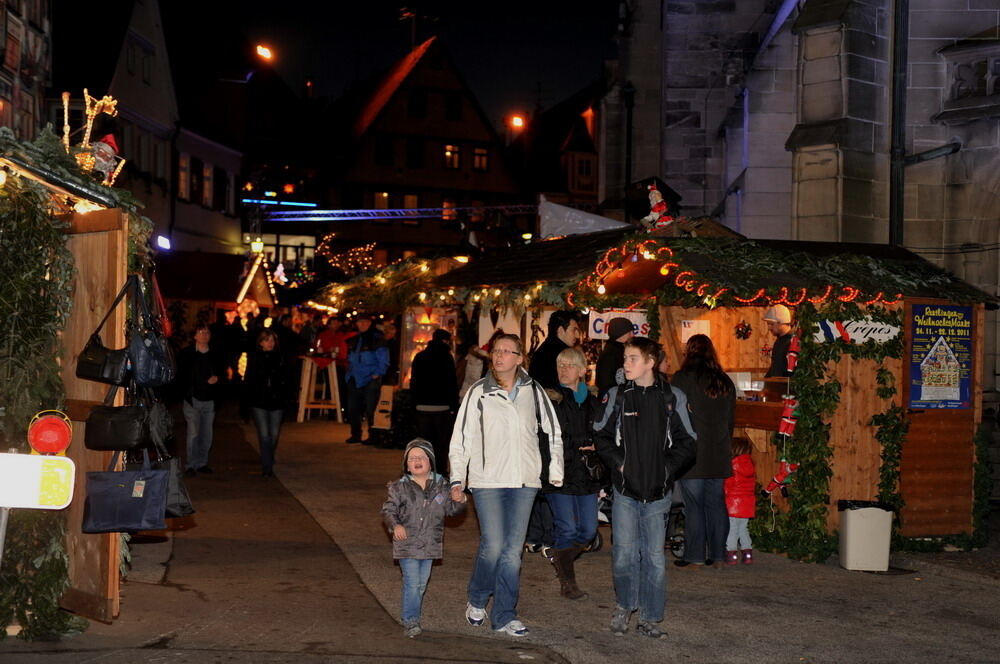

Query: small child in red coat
[[724, 437, 756, 564]]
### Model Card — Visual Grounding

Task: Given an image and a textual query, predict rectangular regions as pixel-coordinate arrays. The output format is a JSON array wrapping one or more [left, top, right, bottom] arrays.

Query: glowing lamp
[[0, 170, 7, 186], [256, 45, 274, 60], [27, 411, 73, 454], [283, 184, 295, 194], [510, 115, 525, 129], [597, 283, 607, 295], [453, 255, 470, 263], [251, 237, 264, 253], [521, 233, 533, 241], [155, 235, 172, 250]]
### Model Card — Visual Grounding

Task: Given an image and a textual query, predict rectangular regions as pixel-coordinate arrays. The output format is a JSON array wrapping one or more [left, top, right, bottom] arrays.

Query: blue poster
[[909, 304, 973, 409]]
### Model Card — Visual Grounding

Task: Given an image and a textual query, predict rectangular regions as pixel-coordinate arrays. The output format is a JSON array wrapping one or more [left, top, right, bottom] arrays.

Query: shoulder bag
[[82, 449, 169, 533], [128, 275, 176, 388], [76, 278, 132, 385], [84, 383, 151, 451]]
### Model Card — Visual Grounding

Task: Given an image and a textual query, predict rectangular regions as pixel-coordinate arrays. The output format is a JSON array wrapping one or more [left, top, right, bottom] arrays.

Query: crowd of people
[[380, 310, 769, 641], [172, 304, 770, 642]]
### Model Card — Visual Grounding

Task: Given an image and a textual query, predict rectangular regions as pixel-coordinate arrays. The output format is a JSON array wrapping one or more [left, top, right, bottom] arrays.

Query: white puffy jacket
[[449, 368, 564, 489]]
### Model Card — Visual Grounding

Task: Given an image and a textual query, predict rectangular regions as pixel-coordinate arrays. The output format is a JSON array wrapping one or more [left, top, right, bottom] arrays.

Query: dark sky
[[219, 0, 619, 127]]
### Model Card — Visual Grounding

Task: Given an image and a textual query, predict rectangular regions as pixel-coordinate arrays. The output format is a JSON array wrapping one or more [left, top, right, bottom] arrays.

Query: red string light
[[808, 285, 833, 304], [837, 287, 860, 302], [733, 289, 767, 304]]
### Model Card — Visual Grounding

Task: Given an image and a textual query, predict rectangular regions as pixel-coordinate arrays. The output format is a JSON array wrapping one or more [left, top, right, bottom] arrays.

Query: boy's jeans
[[399, 558, 433, 625], [252, 408, 283, 473], [183, 398, 215, 470], [468, 487, 537, 629], [611, 488, 669, 622]]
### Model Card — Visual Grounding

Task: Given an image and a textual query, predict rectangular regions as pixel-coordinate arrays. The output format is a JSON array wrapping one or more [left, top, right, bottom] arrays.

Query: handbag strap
[[92, 277, 135, 337], [129, 275, 157, 331], [108, 448, 151, 472]]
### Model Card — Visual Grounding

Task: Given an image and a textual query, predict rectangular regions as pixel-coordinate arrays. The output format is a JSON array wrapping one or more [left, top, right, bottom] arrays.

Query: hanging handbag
[[82, 449, 169, 533], [76, 279, 133, 385], [124, 393, 195, 519], [580, 449, 608, 484], [128, 275, 176, 388], [84, 383, 151, 451]]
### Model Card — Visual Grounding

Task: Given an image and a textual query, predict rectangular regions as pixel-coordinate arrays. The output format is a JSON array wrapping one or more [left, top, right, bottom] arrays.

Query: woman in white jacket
[[449, 333, 563, 637]]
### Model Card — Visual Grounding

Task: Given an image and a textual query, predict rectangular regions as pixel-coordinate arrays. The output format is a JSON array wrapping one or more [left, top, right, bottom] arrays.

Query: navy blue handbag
[[82, 450, 168, 533]]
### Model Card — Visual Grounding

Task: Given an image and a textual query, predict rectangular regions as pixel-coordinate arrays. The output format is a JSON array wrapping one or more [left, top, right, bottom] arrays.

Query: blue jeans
[[252, 408, 283, 473], [468, 487, 538, 629], [347, 377, 381, 438], [679, 478, 729, 563], [183, 398, 215, 470], [611, 489, 669, 622], [399, 558, 433, 625], [727, 517, 752, 550], [547, 492, 599, 549]]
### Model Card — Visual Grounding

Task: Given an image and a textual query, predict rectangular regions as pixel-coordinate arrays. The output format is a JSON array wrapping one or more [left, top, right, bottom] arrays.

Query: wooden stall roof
[[157, 250, 248, 302], [435, 227, 631, 288], [600, 236, 996, 304]]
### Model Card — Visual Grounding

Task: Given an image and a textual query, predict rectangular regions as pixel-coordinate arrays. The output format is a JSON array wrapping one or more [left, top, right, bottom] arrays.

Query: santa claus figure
[[91, 134, 120, 180], [639, 183, 673, 230]]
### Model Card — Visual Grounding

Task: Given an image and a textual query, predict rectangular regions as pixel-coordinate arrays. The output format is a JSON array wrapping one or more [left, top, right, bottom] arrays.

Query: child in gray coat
[[381, 438, 466, 637]]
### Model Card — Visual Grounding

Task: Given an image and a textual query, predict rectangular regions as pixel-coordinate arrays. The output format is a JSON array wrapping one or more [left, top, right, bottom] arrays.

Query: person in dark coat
[[529, 310, 581, 389], [525, 310, 581, 553], [763, 304, 794, 377], [544, 347, 602, 600], [595, 317, 635, 398], [243, 329, 286, 477], [177, 323, 226, 475], [670, 333, 735, 567], [409, 328, 459, 474]]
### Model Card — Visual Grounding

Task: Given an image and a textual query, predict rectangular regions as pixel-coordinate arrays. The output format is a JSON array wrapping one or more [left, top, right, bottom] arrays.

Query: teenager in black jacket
[[243, 330, 286, 477], [544, 347, 602, 600]]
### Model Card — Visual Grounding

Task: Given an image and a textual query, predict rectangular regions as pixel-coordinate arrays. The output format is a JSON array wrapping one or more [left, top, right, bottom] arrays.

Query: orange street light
[[256, 45, 274, 61], [510, 114, 525, 129]]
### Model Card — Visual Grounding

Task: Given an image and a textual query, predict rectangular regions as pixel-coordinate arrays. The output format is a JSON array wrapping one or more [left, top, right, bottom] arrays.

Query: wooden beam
[[64, 208, 125, 235]]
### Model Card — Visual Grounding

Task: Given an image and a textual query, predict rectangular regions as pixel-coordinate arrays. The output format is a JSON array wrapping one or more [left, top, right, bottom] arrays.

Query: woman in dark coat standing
[[544, 346, 603, 599], [669, 334, 735, 567], [243, 329, 286, 477]]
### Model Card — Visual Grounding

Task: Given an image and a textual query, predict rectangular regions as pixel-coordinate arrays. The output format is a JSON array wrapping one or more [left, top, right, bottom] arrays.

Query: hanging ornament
[[735, 320, 752, 340], [639, 183, 673, 230], [763, 458, 800, 497], [777, 395, 799, 437], [786, 335, 801, 372]]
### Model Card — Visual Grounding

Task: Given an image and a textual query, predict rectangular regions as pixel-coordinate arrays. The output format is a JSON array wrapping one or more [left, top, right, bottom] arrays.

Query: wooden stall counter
[[734, 400, 782, 431]]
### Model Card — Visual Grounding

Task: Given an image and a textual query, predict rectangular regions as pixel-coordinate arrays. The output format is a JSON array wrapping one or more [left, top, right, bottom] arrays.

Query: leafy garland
[[0, 128, 151, 640]]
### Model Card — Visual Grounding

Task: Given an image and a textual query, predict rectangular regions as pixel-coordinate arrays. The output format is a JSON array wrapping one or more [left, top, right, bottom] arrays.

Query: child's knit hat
[[402, 438, 436, 475]]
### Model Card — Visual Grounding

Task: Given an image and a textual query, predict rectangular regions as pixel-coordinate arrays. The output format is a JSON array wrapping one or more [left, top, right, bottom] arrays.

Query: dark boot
[[553, 548, 586, 600]]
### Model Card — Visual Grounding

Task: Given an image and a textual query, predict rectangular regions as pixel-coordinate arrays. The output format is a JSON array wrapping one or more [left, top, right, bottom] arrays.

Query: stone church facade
[[603, 0, 1000, 388]]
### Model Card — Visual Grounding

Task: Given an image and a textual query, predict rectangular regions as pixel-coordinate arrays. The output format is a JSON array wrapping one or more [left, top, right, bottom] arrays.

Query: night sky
[[199, 0, 619, 127]]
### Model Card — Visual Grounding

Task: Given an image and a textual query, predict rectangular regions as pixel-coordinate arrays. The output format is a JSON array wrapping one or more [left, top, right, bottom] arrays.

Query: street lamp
[[255, 44, 274, 61]]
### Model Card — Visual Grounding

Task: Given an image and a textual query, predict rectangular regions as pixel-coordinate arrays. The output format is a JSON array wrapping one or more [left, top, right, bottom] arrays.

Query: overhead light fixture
[[155, 235, 172, 250], [250, 236, 264, 253]]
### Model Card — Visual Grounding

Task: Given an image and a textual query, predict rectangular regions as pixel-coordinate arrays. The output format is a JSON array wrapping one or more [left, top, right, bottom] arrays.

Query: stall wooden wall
[[659, 304, 902, 533], [60, 208, 128, 623]]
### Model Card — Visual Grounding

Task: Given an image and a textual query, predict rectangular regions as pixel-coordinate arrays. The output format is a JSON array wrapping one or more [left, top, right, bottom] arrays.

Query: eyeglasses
[[556, 363, 582, 370], [491, 348, 521, 357]]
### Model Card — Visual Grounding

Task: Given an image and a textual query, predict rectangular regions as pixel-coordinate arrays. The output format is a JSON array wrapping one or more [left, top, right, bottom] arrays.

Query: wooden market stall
[[587, 235, 990, 542]]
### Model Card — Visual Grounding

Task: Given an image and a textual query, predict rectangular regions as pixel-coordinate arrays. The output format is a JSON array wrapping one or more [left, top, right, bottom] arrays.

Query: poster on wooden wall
[[908, 304, 972, 409]]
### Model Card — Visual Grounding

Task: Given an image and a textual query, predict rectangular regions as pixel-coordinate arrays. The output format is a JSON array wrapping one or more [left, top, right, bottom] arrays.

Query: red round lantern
[[27, 410, 73, 454]]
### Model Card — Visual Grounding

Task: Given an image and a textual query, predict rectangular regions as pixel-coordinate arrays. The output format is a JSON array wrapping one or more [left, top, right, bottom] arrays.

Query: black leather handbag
[[82, 450, 168, 533], [84, 384, 151, 451], [128, 276, 176, 388], [76, 279, 133, 385]]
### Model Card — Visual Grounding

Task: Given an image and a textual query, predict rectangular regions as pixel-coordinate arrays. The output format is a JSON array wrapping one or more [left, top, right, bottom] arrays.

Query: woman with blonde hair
[[449, 333, 564, 637]]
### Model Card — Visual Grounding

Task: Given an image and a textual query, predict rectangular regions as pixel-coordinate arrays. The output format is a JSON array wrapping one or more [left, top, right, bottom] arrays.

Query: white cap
[[763, 304, 792, 324]]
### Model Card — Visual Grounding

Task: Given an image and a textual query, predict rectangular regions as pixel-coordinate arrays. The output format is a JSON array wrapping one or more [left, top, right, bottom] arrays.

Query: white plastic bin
[[838, 500, 893, 572]]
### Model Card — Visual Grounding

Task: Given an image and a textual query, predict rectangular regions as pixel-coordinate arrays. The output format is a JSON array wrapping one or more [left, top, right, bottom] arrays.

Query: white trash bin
[[838, 500, 893, 571]]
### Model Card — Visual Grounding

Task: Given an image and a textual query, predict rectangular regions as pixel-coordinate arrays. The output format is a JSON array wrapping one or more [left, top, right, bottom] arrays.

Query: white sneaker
[[465, 602, 487, 626], [495, 619, 529, 637]]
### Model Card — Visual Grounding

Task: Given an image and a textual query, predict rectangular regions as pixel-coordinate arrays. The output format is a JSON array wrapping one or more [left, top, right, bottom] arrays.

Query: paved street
[[2, 412, 998, 663]]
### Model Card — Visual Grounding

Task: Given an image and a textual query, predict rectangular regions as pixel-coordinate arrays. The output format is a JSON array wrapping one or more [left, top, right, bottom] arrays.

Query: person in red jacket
[[724, 437, 756, 564]]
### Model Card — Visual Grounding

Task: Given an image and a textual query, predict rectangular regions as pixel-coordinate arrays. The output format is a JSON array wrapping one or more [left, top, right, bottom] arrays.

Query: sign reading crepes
[[0, 453, 75, 510]]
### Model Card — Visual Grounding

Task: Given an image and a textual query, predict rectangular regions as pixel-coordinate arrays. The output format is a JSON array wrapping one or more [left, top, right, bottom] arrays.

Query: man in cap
[[596, 317, 635, 398], [763, 305, 794, 378]]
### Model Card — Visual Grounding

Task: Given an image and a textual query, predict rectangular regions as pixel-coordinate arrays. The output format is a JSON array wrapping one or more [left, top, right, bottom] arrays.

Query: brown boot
[[554, 548, 586, 600]]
